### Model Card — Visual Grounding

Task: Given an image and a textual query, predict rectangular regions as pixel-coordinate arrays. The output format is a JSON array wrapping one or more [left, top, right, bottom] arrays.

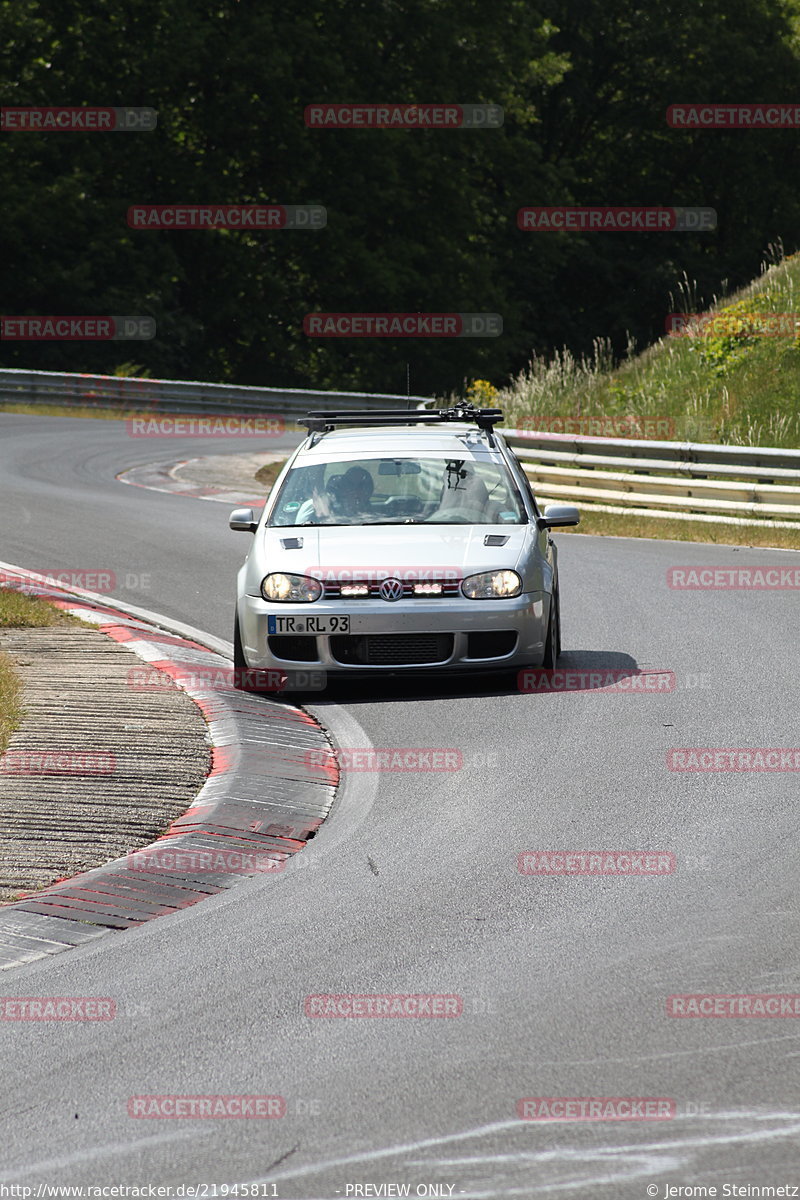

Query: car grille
[[330, 634, 454, 666], [322, 580, 461, 600]]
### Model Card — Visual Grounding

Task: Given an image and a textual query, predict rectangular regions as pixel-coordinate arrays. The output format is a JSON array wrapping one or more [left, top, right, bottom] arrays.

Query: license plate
[[267, 614, 350, 635]]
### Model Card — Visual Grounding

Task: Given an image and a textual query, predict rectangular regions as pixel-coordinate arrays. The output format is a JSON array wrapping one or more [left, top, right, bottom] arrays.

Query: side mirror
[[538, 504, 580, 529], [229, 507, 258, 533]]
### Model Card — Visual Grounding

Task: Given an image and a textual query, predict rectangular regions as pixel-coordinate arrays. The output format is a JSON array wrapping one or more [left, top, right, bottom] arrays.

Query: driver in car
[[297, 465, 375, 524], [332, 466, 374, 518]]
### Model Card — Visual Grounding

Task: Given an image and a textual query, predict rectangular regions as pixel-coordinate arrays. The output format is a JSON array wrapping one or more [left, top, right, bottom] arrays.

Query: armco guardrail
[[1, 368, 797, 528], [502, 429, 800, 528], [0, 367, 431, 416]]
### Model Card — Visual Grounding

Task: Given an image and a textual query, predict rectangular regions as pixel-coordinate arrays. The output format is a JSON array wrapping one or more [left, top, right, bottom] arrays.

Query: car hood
[[258, 524, 531, 576]]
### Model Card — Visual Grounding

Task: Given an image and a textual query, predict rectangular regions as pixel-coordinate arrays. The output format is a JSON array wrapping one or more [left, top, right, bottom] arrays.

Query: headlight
[[261, 573, 322, 602], [461, 570, 522, 599]]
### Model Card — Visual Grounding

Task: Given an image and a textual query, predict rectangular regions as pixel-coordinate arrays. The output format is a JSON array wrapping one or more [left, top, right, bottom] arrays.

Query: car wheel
[[233, 609, 258, 690], [542, 584, 561, 668]]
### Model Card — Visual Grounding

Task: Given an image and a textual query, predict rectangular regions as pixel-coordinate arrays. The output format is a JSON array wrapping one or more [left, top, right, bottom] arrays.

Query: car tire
[[233, 609, 257, 690], [233, 608, 246, 665], [542, 583, 561, 668]]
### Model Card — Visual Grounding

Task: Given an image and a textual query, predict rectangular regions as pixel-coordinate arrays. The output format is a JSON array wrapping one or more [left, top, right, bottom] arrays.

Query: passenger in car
[[430, 464, 492, 522]]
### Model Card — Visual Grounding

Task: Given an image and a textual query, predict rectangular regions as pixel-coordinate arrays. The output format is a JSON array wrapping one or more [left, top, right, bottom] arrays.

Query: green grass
[[441, 252, 800, 548], [0, 400, 306, 432], [254, 459, 288, 489], [0, 402, 138, 419], [458, 250, 800, 450], [0, 588, 80, 628], [558, 509, 800, 551], [0, 652, 21, 758]]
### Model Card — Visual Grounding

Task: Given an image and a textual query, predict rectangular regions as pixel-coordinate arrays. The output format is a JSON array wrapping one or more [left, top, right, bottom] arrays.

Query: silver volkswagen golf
[[229, 405, 579, 684]]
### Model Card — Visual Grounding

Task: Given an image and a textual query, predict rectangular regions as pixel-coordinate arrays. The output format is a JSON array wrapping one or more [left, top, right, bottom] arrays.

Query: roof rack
[[299, 402, 504, 438]]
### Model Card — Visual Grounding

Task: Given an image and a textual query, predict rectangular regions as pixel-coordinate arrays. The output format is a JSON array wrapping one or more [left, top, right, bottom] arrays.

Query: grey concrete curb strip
[[0, 623, 210, 901], [117, 457, 270, 507], [0, 565, 338, 972]]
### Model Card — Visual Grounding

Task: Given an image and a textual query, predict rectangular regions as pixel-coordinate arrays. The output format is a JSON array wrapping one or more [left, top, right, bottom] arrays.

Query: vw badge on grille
[[379, 578, 404, 602]]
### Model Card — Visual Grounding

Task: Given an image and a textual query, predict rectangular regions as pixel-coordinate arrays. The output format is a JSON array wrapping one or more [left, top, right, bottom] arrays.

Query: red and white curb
[[0, 565, 338, 971]]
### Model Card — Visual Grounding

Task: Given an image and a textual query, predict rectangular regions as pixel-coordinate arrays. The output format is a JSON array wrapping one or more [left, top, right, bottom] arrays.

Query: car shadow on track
[[296, 649, 643, 706]]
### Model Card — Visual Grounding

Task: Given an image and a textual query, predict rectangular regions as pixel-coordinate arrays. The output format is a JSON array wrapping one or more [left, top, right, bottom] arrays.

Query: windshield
[[268, 454, 527, 527]]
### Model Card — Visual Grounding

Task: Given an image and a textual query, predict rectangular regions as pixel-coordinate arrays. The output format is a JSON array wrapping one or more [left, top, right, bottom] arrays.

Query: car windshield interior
[[268, 455, 527, 527]]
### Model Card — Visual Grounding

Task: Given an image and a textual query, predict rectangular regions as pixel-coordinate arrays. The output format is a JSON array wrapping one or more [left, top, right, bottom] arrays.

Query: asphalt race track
[[1, 412, 799, 1198]]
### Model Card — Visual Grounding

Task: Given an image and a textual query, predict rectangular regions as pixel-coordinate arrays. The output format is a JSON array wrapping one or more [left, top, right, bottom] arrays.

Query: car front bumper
[[237, 591, 551, 674]]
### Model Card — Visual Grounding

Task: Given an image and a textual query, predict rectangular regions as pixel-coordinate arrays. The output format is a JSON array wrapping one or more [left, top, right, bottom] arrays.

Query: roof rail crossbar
[[300, 403, 504, 436]]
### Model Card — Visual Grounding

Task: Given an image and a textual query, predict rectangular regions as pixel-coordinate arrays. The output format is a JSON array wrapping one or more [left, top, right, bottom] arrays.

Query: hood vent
[[484, 534, 509, 546], [280, 537, 303, 549]]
